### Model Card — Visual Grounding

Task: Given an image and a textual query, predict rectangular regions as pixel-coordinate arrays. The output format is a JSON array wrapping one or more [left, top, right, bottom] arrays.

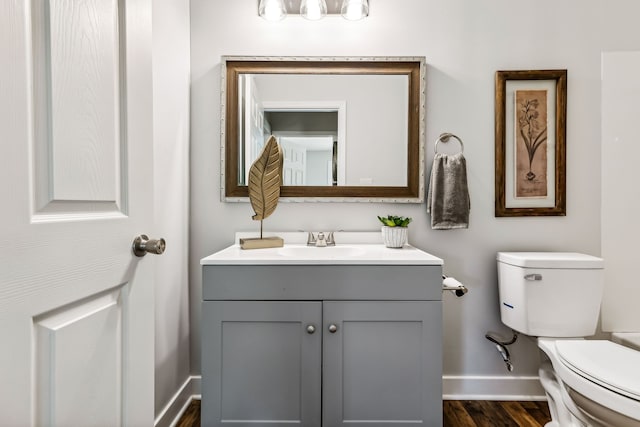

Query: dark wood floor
[[177, 399, 551, 426], [443, 400, 551, 426]]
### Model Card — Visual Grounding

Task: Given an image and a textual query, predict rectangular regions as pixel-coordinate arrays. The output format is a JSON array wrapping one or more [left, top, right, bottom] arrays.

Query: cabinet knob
[[306, 324, 316, 334], [328, 324, 338, 333]]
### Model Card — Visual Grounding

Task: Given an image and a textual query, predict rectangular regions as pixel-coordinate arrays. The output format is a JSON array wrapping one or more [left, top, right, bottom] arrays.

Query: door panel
[[202, 301, 322, 427], [32, 0, 127, 215], [37, 0, 122, 203], [281, 141, 306, 186], [0, 0, 154, 425], [35, 288, 125, 427], [323, 301, 443, 427]]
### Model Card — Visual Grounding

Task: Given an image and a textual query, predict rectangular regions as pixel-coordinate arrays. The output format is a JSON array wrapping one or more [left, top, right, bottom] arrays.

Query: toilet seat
[[556, 340, 640, 401]]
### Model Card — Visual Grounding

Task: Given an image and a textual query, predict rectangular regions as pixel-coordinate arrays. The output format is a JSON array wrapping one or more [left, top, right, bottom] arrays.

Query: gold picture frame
[[495, 69, 567, 217]]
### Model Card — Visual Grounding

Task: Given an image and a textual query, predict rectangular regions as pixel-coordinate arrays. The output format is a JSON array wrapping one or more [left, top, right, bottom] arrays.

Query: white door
[[601, 51, 640, 331], [280, 139, 307, 185], [0, 0, 156, 426], [244, 75, 266, 183]]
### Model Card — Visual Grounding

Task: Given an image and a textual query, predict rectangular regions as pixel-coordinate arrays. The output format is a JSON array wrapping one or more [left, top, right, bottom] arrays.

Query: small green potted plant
[[377, 215, 412, 248]]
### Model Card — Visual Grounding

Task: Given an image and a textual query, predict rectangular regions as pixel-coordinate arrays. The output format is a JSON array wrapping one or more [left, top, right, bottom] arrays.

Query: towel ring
[[434, 132, 464, 154]]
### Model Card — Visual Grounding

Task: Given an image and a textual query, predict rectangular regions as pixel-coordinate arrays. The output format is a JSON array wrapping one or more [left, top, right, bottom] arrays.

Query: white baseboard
[[154, 375, 202, 427], [443, 375, 546, 401]]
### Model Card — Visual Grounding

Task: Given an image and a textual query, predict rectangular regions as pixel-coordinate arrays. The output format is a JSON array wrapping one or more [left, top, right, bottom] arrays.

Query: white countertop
[[201, 232, 443, 266]]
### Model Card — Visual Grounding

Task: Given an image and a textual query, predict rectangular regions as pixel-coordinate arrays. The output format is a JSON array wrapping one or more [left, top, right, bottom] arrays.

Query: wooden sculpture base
[[239, 236, 284, 250]]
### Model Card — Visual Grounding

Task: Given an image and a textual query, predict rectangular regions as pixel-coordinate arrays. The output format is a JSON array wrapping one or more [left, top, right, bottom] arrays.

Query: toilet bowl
[[497, 252, 640, 427], [539, 338, 640, 426]]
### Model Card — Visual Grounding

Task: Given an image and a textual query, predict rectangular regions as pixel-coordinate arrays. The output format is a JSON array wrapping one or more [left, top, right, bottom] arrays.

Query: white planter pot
[[381, 226, 408, 248]]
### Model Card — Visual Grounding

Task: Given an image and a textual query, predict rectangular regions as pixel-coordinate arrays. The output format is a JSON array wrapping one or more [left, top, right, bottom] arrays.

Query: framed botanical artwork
[[495, 69, 567, 217]]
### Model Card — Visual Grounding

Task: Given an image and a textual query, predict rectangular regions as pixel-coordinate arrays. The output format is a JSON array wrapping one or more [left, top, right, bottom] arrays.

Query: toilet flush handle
[[524, 274, 542, 281]]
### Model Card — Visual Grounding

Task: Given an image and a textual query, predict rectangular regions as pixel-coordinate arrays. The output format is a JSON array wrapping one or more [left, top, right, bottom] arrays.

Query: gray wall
[[153, 0, 191, 417], [190, 0, 640, 397]]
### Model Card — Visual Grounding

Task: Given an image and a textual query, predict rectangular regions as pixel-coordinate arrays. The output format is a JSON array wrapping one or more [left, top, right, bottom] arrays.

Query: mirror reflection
[[264, 111, 339, 186], [238, 73, 408, 187], [223, 57, 425, 201]]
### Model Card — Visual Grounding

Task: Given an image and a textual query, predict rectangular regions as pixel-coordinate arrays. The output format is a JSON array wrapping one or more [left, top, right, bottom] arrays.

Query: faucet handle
[[307, 232, 317, 245], [326, 231, 335, 246]]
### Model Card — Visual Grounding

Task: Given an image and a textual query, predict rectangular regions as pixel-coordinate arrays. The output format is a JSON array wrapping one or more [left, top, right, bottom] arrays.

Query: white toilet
[[497, 252, 640, 427]]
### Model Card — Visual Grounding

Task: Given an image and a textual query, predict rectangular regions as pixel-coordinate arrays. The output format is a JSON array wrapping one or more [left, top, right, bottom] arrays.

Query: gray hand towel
[[427, 153, 470, 229]]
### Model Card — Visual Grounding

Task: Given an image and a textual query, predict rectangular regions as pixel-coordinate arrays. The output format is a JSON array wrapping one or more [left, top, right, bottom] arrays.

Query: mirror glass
[[222, 57, 425, 202]]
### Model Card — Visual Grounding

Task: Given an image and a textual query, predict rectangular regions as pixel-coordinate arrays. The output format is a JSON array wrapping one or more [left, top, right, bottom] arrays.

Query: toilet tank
[[497, 252, 604, 337]]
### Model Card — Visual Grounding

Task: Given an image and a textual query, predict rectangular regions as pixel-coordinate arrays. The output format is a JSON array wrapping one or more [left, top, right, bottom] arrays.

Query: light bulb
[[341, 0, 368, 21], [300, 0, 327, 21], [259, 0, 287, 21]]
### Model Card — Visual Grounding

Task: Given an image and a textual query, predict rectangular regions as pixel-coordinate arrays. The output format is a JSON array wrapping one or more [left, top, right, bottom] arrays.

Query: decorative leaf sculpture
[[248, 136, 284, 222]]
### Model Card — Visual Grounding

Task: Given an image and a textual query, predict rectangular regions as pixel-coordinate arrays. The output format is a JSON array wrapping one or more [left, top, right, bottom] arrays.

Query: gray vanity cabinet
[[202, 301, 322, 426], [202, 264, 443, 427], [322, 300, 442, 426]]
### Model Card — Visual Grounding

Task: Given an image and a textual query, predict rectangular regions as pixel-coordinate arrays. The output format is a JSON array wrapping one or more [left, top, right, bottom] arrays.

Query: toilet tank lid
[[497, 252, 604, 269]]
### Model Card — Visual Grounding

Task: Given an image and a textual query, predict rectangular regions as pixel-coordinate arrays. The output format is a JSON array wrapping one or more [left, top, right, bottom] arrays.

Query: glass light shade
[[341, 0, 369, 21], [300, 0, 327, 20], [259, 0, 287, 21]]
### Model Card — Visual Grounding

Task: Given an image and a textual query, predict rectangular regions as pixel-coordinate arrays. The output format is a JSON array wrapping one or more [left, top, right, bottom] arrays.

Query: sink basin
[[277, 245, 366, 259]]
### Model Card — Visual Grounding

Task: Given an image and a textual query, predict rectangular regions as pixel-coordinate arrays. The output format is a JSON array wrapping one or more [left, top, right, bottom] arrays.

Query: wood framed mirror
[[221, 56, 426, 202]]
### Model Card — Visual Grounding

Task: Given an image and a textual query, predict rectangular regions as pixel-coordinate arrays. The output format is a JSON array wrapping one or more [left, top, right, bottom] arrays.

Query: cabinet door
[[323, 301, 442, 427], [202, 301, 322, 427]]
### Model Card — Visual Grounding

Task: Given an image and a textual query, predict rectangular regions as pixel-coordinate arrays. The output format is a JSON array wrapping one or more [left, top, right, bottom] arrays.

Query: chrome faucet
[[307, 231, 335, 247]]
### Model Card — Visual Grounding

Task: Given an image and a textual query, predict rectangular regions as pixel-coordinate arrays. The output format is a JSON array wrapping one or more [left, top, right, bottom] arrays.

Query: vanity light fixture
[[341, 0, 369, 21], [300, 0, 327, 20], [258, 0, 287, 21], [259, 0, 368, 21]]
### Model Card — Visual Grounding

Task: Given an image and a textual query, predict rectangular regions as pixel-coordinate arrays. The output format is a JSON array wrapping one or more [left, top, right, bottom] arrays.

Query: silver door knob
[[328, 324, 338, 333], [306, 325, 316, 334], [132, 235, 166, 257]]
